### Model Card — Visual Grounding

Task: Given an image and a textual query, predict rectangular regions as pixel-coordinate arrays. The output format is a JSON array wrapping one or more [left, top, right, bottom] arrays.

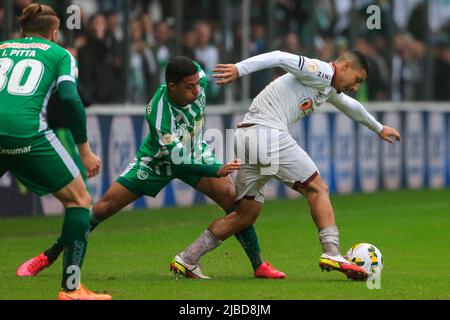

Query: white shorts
[[234, 125, 318, 203]]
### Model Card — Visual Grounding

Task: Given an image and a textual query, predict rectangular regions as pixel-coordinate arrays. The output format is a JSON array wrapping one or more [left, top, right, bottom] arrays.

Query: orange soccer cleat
[[57, 284, 112, 300]]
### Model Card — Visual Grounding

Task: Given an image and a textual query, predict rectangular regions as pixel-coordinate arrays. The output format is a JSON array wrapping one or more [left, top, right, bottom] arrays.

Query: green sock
[[59, 207, 90, 291], [226, 208, 264, 271], [44, 207, 99, 262]]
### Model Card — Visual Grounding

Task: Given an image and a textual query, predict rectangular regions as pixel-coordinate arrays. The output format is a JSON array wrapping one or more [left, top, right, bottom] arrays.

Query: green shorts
[[117, 158, 222, 197], [0, 130, 79, 196]]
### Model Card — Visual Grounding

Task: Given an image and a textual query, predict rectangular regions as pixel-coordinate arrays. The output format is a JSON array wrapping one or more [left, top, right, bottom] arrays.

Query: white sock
[[180, 230, 222, 265], [319, 226, 340, 256]]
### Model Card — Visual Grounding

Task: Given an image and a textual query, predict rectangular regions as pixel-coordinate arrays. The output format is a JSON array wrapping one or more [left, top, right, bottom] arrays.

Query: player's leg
[[293, 174, 368, 280], [292, 173, 337, 253], [197, 176, 265, 268], [42, 181, 139, 284], [10, 131, 111, 298], [90, 181, 140, 225], [172, 163, 270, 278], [267, 130, 367, 280], [38, 128, 90, 265], [18, 159, 165, 276], [172, 196, 263, 277], [51, 175, 112, 299], [193, 175, 284, 278], [172, 126, 273, 276]]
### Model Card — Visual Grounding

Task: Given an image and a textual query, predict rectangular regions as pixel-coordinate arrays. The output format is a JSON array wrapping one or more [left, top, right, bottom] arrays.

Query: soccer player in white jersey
[[171, 50, 401, 280]]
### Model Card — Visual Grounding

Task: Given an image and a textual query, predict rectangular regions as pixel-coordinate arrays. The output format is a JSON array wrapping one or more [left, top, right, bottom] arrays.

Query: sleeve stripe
[[63, 49, 77, 78], [155, 97, 165, 141], [299, 56, 305, 70], [56, 75, 76, 87]]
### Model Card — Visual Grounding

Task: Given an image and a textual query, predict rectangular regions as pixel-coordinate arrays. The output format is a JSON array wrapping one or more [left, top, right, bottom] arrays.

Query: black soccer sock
[[43, 240, 64, 263]]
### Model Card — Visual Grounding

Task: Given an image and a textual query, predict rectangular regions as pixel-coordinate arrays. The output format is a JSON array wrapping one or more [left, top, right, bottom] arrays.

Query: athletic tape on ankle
[[319, 226, 340, 245]]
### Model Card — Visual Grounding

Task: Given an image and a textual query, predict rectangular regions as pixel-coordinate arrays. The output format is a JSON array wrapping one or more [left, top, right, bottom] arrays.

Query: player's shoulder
[[299, 56, 334, 80], [297, 55, 335, 90], [146, 85, 167, 116], [193, 61, 207, 84]]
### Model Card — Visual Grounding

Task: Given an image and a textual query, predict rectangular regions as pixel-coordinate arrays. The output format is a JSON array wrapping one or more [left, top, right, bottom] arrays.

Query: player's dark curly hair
[[18, 3, 60, 38], [165, 56, 198, 84]]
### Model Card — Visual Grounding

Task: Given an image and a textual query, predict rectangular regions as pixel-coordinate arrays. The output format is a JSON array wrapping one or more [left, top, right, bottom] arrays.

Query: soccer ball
[[345, 243, 383, 278]]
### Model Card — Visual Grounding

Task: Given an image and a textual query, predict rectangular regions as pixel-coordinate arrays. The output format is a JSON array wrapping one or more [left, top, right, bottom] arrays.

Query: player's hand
[[78, 142, 102, 178], [212, 64, 239, 85], [81, 152, 101, 178], [378, 125, 401, 144], [216, 159, 241, 177]]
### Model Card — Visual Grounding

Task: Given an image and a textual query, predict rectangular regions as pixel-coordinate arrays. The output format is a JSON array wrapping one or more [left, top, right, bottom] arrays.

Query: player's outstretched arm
[[213, 50, 302, 85], [378, 126, 402, 144], [330, 93, 402, 144]]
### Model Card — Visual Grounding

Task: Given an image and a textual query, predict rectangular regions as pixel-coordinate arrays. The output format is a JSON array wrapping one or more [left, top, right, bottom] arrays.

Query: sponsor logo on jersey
[[175, 113, 183, 122], [137, 169, 149, 180], [0, 145, 31, 155], [317, 71, 332, 81], [0, 42, 50, 50], [299, 98, 314, 116], [176, 123, 188, 136], [162, 133, 174, 145], [299, 99, 312, 111], [307, 62, 318, 73]]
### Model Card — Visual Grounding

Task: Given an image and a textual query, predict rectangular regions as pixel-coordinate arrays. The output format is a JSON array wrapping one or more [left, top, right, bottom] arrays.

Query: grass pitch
[[0, 189, 449, 300]]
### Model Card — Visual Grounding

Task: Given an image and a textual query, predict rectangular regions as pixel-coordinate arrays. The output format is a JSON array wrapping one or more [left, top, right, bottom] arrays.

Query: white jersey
[[236, 51, 383, 134]]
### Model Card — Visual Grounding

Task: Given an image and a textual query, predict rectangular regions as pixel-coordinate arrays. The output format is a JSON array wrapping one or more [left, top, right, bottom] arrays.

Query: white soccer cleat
[[169, 254, 211, 279]]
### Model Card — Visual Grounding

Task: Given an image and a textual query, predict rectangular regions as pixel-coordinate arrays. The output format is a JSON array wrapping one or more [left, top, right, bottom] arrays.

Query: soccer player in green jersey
[[0, 4, 111, 299], [18, 56, 285, 280]]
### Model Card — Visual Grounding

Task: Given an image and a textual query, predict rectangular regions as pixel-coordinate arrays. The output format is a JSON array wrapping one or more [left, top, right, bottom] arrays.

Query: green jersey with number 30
[[0, 36, 77, 138]]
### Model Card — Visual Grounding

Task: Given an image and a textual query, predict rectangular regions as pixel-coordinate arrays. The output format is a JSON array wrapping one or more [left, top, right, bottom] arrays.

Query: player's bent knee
[[65, 191, 91, 208], [237, 208, 260, 229], [92, 201, 109, 220], [304, 180, 329, 198], [78, 191, 92, 208]]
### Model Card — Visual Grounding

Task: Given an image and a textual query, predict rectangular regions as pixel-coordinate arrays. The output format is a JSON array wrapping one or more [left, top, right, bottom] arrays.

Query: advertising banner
[[357, 123, 380, 193], [1, 107, 449, 217], [334, 114, 356, 194], [381, 112, 402, 190], [427, 112, 446, 188], [405, 112, 426, 189]]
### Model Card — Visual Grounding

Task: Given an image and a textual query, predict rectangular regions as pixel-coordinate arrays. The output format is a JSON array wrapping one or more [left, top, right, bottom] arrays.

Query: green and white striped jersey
[[136, 63, 212, 174], [0, 36, 77, 138]]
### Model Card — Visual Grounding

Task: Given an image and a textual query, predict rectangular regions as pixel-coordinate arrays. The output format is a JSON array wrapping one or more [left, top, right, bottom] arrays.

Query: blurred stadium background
[[0, 0, 449, 216]]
